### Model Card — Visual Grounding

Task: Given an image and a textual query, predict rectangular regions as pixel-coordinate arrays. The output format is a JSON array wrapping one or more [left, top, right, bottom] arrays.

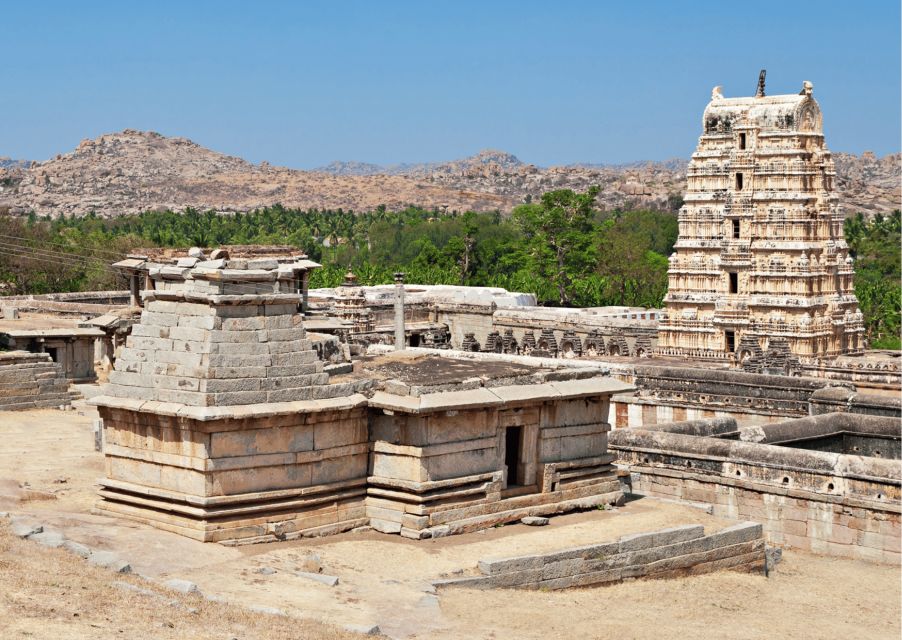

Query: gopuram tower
[[657, 72, 865, 364]]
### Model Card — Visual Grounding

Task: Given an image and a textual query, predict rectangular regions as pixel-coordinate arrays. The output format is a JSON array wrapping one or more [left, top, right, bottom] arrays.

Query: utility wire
[[0, 232, 129, 261], [0, 241, 118, 270]]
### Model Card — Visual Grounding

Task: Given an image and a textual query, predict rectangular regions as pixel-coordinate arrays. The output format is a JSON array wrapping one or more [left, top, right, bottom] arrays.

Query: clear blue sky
[[1, 0, 899, 167]]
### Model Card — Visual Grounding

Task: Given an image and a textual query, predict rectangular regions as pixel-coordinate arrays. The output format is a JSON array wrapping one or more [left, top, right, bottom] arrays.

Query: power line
[[0, 241, 117, 270], [0, 233, 129, 261]]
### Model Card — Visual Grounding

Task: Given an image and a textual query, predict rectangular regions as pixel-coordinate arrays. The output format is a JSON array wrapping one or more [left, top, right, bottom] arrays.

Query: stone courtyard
[[1, 404, 899, 639]]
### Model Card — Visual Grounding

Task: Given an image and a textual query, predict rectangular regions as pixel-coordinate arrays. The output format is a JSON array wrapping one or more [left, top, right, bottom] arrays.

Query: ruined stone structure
[[0, 351, 74, 410], [604, 363, 901, 430], [435, 522, 766, 590], [92, 250, 369, 541], [658, 77, 864, 361], [610, 413, 900, 564], [364, 354, 629, 538], [89, 252, 633, 543]]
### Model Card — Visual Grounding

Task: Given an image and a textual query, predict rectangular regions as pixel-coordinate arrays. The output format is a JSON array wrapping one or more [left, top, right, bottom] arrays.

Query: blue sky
[[1, 1, 899, 167]]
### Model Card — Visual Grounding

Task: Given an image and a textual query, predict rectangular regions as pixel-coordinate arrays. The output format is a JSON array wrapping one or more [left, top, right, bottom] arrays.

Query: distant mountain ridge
[[0, 129, 898, 218], [0, 157, 31, 170], [314, 150, 525, 177]]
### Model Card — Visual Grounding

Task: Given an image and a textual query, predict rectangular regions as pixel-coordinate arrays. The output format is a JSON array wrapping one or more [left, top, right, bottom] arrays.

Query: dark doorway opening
[[736, 173, 744, 190], [45, 347, 58, 363], [408, 334, 420, 347], [729, 272, 739, 294], [504, 426, 523, 487], [725, 330, 736, 353], [732, 219, 740, 238], [739, 133, 747, 149]]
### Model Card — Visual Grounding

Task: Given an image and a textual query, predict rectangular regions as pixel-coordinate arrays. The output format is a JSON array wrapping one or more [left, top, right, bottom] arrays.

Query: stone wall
[[611, 424, 900, 563], [96, 397, 370, 543], [367, 378, 629, 539], [808, 386, 901, 419], [434, 303, 497, 349], [445, 305, 658, 356], [606, 365, 839, 429], [0, 351, 73, 410], [434, 522, 765, 590]]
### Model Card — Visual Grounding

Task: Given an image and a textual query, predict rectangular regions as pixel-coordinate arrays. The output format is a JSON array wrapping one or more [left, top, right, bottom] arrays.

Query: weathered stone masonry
[[658, 79, 864, 361], [93, 251, 371, 542], [611, 414, 900, 563], [91, 253, 634, 543], [0, 350, 74, 410]]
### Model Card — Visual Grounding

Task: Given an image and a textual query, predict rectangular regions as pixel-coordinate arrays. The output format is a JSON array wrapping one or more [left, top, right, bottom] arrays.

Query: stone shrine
[[90, 248, 633, 543], [657, 75, 865, 362]]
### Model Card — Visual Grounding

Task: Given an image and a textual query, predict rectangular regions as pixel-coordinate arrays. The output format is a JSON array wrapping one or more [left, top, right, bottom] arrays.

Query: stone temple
[[657, 75, 865, 363]]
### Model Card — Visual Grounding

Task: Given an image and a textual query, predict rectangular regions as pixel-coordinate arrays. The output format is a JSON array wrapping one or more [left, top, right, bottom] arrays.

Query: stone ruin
[[460, 332, 480, 352], [334, 270, 374, 334], [92, 249, 371, 541], [738, 336, 802, 376], [104, 250, 354, 406], [89, 249, 635, 543], [0, 350, 74, 410], [610, 410, 900, 563]]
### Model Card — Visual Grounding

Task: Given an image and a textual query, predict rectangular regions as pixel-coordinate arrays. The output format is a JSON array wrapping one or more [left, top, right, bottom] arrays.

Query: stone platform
[[0, 350, 74, 410]]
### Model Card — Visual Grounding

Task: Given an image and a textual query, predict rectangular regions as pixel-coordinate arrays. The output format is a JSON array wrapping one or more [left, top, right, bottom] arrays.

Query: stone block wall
[[606, 364, 865, 429], [611, 427, 901, 563], [0, 350, 73, 410], [97, 399, 370, 543], [434, 522, 765, 590], [367, 392, 622, 539], [628, 472, 899, 563]]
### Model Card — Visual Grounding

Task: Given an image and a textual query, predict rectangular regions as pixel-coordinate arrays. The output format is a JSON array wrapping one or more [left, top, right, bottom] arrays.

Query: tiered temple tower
[[335, 270, 375, 333], [657, 75, 864, 363]]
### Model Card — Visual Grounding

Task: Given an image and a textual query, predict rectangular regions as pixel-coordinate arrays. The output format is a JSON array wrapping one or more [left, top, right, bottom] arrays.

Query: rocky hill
[[0, 129, 898, 218], [0, 157, 31, 170], [313, 149, 525, 178]]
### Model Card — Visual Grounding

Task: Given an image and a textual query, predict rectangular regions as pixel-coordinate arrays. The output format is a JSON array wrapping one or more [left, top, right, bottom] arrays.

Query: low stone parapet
[[611, 419, 901, 563], [433, 522, 765, 590], [0, 350, 73, 410]]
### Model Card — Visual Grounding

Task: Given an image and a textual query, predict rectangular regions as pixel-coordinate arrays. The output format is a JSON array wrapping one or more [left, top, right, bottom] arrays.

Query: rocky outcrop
[[1, 130, 898, 218], [0, 130, 514, 217], [833, 151, 902, 216]]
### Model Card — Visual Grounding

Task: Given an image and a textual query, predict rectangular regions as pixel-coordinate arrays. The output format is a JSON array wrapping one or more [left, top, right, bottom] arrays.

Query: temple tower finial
[[756, 69, 766, 97]]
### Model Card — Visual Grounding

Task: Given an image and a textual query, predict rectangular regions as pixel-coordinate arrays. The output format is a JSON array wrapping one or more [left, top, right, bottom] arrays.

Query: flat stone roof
[[128, 245, 306, 260], [335, 351, 635, 413], [354, 351, 553, 387], [0, 313, 105, 337]]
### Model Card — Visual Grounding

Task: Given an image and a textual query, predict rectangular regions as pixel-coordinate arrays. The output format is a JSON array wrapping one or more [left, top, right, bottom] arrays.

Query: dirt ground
[[0, 522, 359, 640], [1, 405, 900, 639]]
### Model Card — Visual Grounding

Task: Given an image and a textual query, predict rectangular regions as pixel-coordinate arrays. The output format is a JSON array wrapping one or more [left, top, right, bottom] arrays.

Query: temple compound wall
[[658, 76, 864, 362], [610, 413, 900, 564], [607, 365, 842, 428], [602, 363, 901, 431], [90, 252, 633, 543], [308, 283, 658, 357]]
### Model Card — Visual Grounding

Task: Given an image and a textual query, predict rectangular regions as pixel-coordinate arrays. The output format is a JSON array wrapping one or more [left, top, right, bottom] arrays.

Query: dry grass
[[0, 522, 361, 640]]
